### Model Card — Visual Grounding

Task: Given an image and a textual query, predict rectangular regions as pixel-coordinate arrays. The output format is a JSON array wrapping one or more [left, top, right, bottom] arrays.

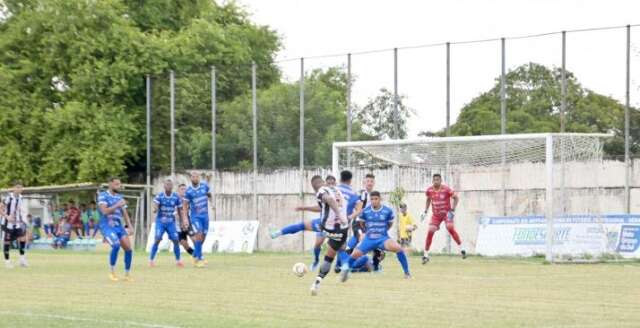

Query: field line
[[0, 311, 181, 328]]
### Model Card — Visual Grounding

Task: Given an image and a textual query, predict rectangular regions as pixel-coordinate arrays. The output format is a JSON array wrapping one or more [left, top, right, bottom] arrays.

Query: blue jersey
[[337, 184, 360, 216], [359, 205, 395, 239], [97, 191, 127, 227], [185, 182, 211, 219], [154, 191, 182, 224]]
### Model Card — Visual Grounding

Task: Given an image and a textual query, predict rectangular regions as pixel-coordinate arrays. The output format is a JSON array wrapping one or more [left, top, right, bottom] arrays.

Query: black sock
[[19, 241, 26, 255], [372, 249, 382, 270], [317, 256, 334, 279], [186, 247, 194, 255], [3, 244, 9, 260]]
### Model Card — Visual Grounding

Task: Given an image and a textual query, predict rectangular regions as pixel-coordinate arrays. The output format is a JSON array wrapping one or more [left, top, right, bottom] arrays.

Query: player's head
[[400, 203, 407, 213], [164, 178, 174, 193], [340, 170, 353, 185], [432, 173, 442, 187], [90, 201, 96, 209], [68, 199, 75, 206], [108, 177, 121, 193], [12, 181, 23, 195], [364, 173, 375, 191], [370, 191, 382, 208], [310, 175, 324, 192], [325, 175, 336, 187], [178, 183, 187, 197], [190, 171, 201, 185]]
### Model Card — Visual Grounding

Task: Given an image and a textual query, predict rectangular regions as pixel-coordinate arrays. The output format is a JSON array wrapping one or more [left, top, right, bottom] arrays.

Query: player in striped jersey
[[309, 175, 349, 296], [2, 182, 28, 268]]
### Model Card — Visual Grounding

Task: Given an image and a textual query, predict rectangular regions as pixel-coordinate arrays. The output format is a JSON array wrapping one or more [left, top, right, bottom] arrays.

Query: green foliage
[[437, 63, 639, 156], [355, 88, 412, 139], [0, 0, 281, 186]]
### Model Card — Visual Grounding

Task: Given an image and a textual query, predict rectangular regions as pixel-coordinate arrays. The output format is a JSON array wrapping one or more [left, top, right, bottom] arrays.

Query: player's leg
[[118, 227, 133, 281], [167, 224, 182, 266], [149, 223, 164, 266], [310, 228, 347, 295], [311, 234, 324, 271], [101, 225, 121, 281], [178, 231, 194, 257], [3, 232, 12, 268], [423, 219, 441, 264], [383, 238, 411, 278], [192, 217, 206, 266], [340, 237, 377, 282], [17, 230, 28, 267], [445, 221, 466, 259], [270, 218, 319, 239]]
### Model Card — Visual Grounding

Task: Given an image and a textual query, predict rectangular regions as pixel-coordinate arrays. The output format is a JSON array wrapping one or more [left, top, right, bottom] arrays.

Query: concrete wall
[[156, 159, 639, 253]]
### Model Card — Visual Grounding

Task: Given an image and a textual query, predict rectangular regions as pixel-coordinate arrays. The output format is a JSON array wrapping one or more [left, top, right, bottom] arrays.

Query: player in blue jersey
[[97, 177, 134, 282], [183, 171, 213, 268], [149, 179, 187, 268], [340, 191, 411, 282]]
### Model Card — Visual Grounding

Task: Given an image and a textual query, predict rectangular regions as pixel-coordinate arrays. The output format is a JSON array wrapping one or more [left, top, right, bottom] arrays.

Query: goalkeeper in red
[[421, 173, 466, 264]]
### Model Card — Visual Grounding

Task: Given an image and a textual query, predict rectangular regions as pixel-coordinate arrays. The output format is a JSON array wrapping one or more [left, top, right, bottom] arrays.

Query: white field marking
[[0, 311, 181, 328]]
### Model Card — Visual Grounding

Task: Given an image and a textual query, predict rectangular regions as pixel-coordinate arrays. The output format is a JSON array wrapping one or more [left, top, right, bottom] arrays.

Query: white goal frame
[[332, 133, 612, 262]]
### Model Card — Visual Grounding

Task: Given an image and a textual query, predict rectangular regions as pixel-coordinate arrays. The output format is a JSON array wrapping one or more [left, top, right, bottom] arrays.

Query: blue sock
[[312, 247, 321, 264], [194, 240, 203, 260], [150, 242, 159, 261], [396, 251, 410, 275], [338, 250, 350, 267], [110, 245, 120, 270], [124, 250, 133, 272], [173, 242, 181, 261], [281, 222, 305, 235], [353, 255, 370, 269], [347, 256, 357, 269]]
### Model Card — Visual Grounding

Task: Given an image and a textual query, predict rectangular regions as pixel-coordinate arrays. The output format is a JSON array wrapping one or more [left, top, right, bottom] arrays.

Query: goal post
[[333, 133, 612, 262]]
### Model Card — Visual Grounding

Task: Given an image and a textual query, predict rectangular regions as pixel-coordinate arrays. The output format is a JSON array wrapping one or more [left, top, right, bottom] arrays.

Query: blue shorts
[[356, 236, 389, 254], [155, 221, 179, 241], [311, 218, 323, 236], [191, 216, 209, 234], [54, 236, 70, 247], [100, 224, 128, 246]]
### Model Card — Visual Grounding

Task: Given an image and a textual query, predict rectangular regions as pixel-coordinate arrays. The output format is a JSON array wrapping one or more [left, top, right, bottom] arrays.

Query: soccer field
[[1, 251, 639, 328]]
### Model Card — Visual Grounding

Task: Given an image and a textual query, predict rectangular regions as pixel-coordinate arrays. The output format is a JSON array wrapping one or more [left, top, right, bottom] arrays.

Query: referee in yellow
[[398, 203, 417, 253]]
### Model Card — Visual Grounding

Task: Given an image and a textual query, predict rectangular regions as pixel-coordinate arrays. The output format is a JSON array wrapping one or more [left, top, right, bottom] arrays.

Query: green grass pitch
[[1, 251, 639, 328]]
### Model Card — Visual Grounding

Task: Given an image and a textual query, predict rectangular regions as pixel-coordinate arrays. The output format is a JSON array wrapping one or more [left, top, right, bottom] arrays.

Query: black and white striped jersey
[[3, 193, 24, 229], [316, 186, 348, 231]]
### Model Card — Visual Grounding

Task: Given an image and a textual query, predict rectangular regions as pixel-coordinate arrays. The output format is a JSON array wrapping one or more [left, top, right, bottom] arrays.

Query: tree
[[0, 0, 280, 186], [423, 63, 639, 156], [355, 88, 412, 140]]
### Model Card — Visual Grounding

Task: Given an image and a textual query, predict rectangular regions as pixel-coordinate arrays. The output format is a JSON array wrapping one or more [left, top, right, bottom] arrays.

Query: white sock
[[20, 255, 26, 261], [423, 250, 430, 257]]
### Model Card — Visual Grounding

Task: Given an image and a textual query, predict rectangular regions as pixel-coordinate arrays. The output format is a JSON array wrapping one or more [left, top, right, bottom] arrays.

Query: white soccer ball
[[292, 262, 308, 277]]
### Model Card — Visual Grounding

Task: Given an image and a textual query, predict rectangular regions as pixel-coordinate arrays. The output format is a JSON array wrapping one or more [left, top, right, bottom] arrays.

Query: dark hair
[[178, 183, 186, 188], [340, 170, 353, 182], [365, 173, 375, 179], [311, 175, 323, 183], [400, 203, 407, 208], [90, 201, 96, 205], [68, 199, 75, 204], [370, 191, 381, 198], [108, 177, 120, 182], [13, 181, 23, 187], [325, 175, 336, 182], [432, 173, 442, 179]]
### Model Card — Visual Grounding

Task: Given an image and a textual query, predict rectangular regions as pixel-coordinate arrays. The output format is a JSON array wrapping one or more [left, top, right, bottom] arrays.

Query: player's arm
[[349, 200, 363, 221], [182, 198, 190, 223], [421, 197, 432, 222], [122, 204, 133, 231], [451, 193, 459, 211], [98, 199, 126, 215]]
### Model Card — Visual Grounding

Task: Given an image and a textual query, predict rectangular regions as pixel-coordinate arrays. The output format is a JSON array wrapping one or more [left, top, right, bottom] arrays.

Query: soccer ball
[[292, 262, 308, 277]]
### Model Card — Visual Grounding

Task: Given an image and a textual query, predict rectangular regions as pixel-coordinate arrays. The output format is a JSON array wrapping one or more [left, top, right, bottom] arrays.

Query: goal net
[[333, 133, 613, 262]]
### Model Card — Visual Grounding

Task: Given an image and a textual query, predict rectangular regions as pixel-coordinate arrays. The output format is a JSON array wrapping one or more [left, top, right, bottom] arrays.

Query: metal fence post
[[211, 66, 217, 221], [625, 25, 631, 213], [299, 57, 305, 252]]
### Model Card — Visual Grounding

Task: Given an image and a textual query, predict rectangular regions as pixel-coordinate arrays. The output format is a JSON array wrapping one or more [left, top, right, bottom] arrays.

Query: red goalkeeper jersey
[[426, 185, 455, 219]]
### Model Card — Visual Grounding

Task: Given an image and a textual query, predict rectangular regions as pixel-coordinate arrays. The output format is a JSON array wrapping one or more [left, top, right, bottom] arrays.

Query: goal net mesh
[[334, 134, 611, 261]]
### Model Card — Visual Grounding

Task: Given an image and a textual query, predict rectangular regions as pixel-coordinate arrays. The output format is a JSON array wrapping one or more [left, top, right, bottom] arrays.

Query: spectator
[[52, 217, 71, 249], [67, 200, 83, 239], [31, 215, 42, 240], [43, 203, 54, 238], [87, 201, 100, 238]]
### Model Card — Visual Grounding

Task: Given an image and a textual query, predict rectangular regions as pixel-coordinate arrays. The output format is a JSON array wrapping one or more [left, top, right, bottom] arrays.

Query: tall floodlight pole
[[500, 38, 507, 216], [347, 53, 352, 167], [445, 42, 452, 253], [170, 70, 176, 179], [625, 25, 631, 213], [211, 66, 217, 221], [299, 57, 305, 251], [393, 48, 399, 139], [252, 63, 258, 223], [145, 75, 152, 240]]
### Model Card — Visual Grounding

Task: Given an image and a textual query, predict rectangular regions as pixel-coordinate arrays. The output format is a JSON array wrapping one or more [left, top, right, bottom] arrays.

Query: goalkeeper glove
[[447, 210, 455, 221]]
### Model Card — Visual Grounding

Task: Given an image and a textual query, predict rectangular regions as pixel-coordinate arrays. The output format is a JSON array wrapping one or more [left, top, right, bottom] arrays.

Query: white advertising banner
[[476, 215, 640, 258], [146, 220, 260, 254]]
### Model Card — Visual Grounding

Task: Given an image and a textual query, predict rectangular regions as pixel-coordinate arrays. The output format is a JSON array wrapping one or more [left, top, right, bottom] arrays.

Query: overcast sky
[[239, 0, 640, 137]]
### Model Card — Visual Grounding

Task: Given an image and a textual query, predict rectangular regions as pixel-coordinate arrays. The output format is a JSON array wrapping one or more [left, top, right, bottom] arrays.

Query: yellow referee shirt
[[399, 212, 416, 239]]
